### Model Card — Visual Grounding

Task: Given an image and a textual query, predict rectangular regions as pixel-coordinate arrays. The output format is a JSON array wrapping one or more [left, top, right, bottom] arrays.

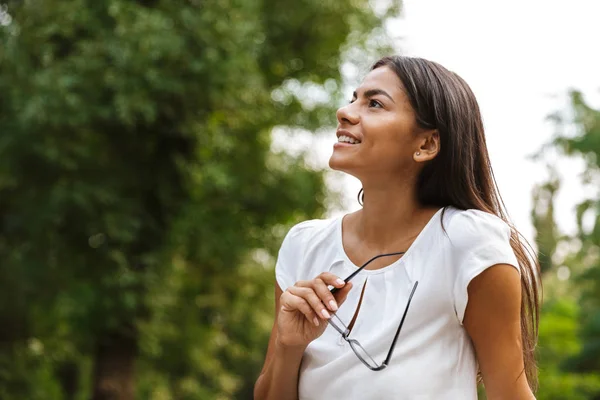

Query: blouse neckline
[[336, 207, 444, 276]]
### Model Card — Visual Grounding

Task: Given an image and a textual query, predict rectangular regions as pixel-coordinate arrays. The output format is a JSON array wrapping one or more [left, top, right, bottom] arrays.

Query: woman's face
[[329, 66, 429, 183]]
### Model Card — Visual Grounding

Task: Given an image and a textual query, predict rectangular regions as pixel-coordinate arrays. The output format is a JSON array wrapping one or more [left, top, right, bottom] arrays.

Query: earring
[[416, 151, 421, 156]]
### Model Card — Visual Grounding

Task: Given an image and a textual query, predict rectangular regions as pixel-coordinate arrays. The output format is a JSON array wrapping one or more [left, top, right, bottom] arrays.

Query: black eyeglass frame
[[328, 252, 419, 371]]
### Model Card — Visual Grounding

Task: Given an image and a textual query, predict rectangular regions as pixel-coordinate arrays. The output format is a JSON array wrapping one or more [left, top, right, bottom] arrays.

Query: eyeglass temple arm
[[382, 280, 419, 366], [330, 252, 405, 295]]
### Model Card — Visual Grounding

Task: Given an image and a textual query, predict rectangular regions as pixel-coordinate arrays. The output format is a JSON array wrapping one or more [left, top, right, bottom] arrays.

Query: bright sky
[[309, 0, 600, 244]]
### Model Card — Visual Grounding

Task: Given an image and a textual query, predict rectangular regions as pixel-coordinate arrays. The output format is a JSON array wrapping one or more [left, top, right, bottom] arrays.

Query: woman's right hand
[[277, 272, 354, 348]]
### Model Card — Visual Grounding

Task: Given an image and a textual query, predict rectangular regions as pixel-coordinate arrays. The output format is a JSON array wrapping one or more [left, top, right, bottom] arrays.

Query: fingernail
[[329, 300, 338, 311], [313, 317, 320, 326], [335, 279, 345, 286], [321, 309, 331, 319]]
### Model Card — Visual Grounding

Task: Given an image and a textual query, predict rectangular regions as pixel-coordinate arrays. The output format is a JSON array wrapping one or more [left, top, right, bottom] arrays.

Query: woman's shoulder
[[282, 216, 340, 249], [442, 207, 512, 249], [275, 216, 340, 291]]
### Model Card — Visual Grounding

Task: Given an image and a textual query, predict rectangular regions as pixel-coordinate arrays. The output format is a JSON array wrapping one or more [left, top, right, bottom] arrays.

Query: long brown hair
[[365, 56, 541, 391]]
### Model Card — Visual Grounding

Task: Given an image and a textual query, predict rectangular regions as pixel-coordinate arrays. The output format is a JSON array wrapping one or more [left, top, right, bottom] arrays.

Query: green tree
[[536, 299, 600, 400], [555, 91, 600, 381], [0, 0, 398, 398], [532, 90, 600, 399], [531, 170, 560, 274]]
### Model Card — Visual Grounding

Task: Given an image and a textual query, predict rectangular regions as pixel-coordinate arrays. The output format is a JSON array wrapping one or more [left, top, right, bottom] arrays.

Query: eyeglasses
[[328, 252, 418, 371]]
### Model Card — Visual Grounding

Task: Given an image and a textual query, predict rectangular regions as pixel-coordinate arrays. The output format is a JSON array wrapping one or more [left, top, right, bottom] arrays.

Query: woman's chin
[[328, 155, 355, 174], [328, 155, 343, 170]]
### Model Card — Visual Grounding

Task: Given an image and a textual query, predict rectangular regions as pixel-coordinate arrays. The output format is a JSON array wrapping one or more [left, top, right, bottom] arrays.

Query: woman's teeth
[[338, 135, 360, 144]]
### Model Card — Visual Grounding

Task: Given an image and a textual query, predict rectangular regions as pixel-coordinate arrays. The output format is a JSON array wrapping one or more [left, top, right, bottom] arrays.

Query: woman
[[254, 56, 540, 399]]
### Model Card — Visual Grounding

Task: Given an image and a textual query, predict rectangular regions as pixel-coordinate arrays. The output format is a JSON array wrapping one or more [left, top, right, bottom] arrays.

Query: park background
[[1, 0, 600, 399]]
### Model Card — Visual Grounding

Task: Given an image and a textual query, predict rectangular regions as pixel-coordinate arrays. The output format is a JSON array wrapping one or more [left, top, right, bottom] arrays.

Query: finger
[[296, 273, 345, 289], [280, 291, 320, 326], [333, 281, 353, 307], [317, 272, 347, 288], [288, 286, 331, 320], [329, 280, 350, 296], [311, 278, 340, 312]]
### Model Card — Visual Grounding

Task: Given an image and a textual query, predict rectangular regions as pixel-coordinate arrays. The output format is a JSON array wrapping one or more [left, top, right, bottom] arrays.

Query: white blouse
[[275, 207, 520, 400]]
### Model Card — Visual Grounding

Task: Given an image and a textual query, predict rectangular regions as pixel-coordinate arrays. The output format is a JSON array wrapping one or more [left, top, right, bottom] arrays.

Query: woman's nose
[[336, 103, 359, 125]]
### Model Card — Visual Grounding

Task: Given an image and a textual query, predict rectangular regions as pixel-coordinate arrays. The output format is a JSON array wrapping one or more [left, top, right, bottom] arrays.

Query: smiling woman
[[254, 56, 541, 400], [330, 66, 430, 182]]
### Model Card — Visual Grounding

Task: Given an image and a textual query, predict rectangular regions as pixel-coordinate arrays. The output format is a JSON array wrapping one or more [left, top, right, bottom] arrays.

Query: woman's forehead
[[360, 67, 401, 90], [356, 67, 410, 107]]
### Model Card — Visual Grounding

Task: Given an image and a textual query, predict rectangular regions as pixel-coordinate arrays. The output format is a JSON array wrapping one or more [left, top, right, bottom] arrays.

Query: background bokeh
[[0, 1, 599, 399]]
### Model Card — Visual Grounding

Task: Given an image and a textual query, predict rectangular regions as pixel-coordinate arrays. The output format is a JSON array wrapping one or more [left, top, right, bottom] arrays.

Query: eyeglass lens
[[328, 313, 349, 336], [328, 312, 380, 368], [349, 339, 379, 368]]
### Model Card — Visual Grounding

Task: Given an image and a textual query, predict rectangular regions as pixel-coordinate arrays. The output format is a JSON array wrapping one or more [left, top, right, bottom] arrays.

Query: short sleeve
[[449, 210, 520, 324], [274, 220, 315, 292]]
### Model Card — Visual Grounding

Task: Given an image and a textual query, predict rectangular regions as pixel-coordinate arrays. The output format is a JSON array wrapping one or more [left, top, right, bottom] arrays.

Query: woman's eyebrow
[[352, 88, 395, 104]]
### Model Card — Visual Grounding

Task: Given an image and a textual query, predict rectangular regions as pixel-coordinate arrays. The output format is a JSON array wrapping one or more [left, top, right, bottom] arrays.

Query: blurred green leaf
[[0, 0, 397, 398]]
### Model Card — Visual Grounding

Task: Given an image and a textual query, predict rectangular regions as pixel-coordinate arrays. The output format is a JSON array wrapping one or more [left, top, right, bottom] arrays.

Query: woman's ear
[[413, 130, 440, 163]]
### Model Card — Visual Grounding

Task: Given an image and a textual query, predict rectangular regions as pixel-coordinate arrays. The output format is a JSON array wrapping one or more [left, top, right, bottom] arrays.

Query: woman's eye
[[369, 99, 383, 108], [349, 98, 356, 104]]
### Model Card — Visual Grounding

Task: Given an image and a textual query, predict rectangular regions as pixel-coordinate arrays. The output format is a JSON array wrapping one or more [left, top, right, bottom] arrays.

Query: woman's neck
[[350, 183, 436, 252]]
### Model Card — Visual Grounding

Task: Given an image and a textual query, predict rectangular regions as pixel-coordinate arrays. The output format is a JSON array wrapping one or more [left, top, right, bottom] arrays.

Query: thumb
[[333, 281, 353, 307]]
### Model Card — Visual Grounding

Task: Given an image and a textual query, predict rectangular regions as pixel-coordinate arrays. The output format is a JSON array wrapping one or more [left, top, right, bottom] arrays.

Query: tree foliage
[[556, 92, 600, 379], [0, 0, 398, 398], [532, 90, 600, 399]]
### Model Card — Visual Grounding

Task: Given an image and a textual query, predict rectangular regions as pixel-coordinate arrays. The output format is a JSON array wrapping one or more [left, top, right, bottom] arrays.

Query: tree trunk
[[91, 330, 137, 400], [56, 361, 79, 400]]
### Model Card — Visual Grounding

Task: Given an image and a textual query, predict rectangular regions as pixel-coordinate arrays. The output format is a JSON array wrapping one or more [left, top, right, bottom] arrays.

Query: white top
[[275, 207, 520, 400]]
